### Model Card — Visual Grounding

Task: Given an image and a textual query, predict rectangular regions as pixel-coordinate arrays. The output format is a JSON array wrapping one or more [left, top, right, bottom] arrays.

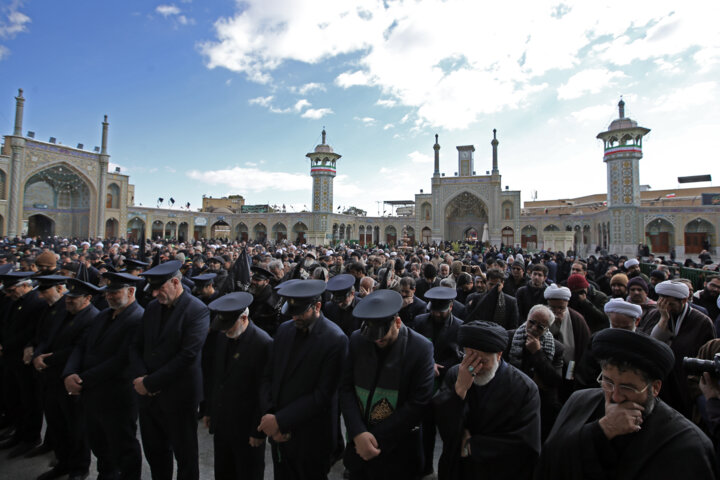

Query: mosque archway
[[106, 183, 120, 209], [24, 165, 91, 238], [502, 227, 514, 247], [272, 222, 287, 242], [105, 218, 119, 239], [358, 226, 366, 246], [685, 218, 715, 254], [127, 217, 145, 242], [444, 191, 488, 242], [646, 219, 675, 254], [28, 214, 54, 237], [178, 222, 189, 242], [253, 223, 267, 242], [422, 227, 432, 244], [292, 222, 307, 244], [235, 222, 249, 242], [212, 220, 230, 239], [151, 220, 164, 239], [385, 225, 397, 245], [521, 225, 537, 249], [165, 221, 178, 239]]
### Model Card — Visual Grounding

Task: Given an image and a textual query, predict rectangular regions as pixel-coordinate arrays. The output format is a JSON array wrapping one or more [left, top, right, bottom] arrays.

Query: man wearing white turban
[[638, 280, 715, 418]]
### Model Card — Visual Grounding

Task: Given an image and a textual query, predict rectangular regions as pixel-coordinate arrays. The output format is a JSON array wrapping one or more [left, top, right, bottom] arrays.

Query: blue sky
[[1, 0, 718, 215]]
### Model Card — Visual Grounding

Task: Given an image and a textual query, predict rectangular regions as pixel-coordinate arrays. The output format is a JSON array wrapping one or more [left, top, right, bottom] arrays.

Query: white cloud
[[301, 108, 333, 119], [201, 1, 720, 129], [356, 116, 375, 125], [558, 68, 627, 100], [376, 99, 396, 107], [408, 151, 431, 163], [108, 162, 127, 173], [335, 70, 372, 88], [650, 82, 717, 113], [294, 99, 311, 111], [164, 166, 177, 173], [156, 5, 181, 17], [383, 123, 394, 130], [188, 166, 311, 192], [0, 2, 30, 60], [292, 82, 325, 94], [570, 104, 616, 123], [249, 95, 273, 107], [155, 4, 194, 26]]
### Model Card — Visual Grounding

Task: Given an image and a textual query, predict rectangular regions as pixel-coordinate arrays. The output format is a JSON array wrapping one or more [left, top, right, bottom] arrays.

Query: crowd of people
[[1, 234, 720, 480]]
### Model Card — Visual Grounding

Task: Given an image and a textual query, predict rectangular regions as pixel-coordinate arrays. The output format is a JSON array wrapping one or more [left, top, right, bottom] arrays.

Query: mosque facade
[[1, 89, 718, 258]]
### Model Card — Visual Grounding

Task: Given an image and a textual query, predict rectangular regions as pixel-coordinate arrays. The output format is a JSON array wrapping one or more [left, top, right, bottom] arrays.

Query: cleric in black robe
[[433, 321, 541, 479], [535, 328, 717, 480]]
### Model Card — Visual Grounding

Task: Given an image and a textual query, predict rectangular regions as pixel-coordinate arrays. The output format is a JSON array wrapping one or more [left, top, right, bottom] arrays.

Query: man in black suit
[[34, 278, 101, 480], [323, 273, 361, 337], [0, 271, 46, 457], [63, 272, 144, 480], [129, 260, 209, 480], [340, 289, 435, 479], [204, 292, 273, 480], [258, 279, 348, 479]]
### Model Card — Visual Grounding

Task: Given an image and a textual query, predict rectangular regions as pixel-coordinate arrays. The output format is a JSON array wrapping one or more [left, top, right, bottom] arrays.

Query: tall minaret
[[7, 89, 26, 237], [306, 129, 341, 213], [96, 115, 110, 238], [433, 134, 440, 176], [491, 128, 499, 175], [596, 99, 650, 254]]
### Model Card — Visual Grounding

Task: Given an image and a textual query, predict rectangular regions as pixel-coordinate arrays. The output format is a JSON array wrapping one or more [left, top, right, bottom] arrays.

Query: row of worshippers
[[3, 255, 717, 480]]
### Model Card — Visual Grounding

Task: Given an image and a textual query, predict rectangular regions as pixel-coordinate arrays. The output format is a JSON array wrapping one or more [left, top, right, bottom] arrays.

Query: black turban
[[458, 320, 508, 353], [592, 328, 675, 381]]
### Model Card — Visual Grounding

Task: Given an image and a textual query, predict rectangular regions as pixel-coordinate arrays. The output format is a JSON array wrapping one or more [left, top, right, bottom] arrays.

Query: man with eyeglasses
[[536, 328, 716, 479], [638, 280, 715, 418], [508, 304, 565, 440]]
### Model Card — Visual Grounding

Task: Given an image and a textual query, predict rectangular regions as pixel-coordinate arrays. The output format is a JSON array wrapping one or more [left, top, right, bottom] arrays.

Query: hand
[[271, 432, 291, 443], [359, 285, 370, 296], [598, 400, 645, 439], [525, 333, 541, 354], [460, 429, 471, 457], [249, 437, 265, 447], [656, 297, 671, 330], [700, 372, 720, 400], [353, 431, 381, 461], [203, 416, 211, 429], [33, 353, 52, 371], [64, 374, 83, 395], [433, 363, 444, 378], [455, 351, 482, 400], [23, 346, 34, 365], [133, 376, 149, 396], [257, 414, 280, 437]]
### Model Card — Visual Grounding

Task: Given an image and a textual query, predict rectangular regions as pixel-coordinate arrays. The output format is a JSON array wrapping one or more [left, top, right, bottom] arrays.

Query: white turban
[[604, 298, 643, 319], [544, 284, 571, 301], [655, 280, 689, 299], [624, 258, 640, 269]]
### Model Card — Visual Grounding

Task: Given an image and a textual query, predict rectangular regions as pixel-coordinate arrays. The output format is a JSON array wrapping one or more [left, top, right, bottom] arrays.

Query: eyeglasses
[[527, 318, 548, 332], [596, 373, 650, 395]]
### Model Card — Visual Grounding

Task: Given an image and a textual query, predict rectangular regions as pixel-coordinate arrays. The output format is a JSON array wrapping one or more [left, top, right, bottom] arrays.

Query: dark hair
[[399, 276, 416, 289], [530, 264, 549, 276], [486, 268, 505, 282], [599, 358, 654, 384], [423, 263, 437, 279]]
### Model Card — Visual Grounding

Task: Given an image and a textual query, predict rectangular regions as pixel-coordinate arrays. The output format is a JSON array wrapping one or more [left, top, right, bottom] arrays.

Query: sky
[[1, 0, 718, 216]]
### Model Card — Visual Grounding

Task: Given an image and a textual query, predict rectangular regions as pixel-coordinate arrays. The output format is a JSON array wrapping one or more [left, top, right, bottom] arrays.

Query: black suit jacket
[[35, 303, 100, 385], [206, 321, 272, 439], [412, 313, 464, 377], [2, 290, 46, 363], [63, 301, 144, 404], [129, 289, 209, 409], [260, 313, 348, 463]]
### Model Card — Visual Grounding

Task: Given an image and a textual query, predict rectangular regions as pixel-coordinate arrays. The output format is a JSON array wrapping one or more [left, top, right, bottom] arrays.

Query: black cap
[[66, 278, 103, 297], [60, 262, 80, 274], [125, 258, 149, 270], [1, 270, 35, 288], [425, 286, 457, 312], [208, 256, 225, 265], [326, 274, 355, 293], [191, 273, 217, 288], [140, 260, 182, 291], [208, 292, 254, 331], [98, 263, 117, 273], [251, 266, 273, 281], [592, 328, 674, 380], [35, 274, 68, 291], [0, 264, 15, 276], [102, 272, 142, 292], [353, 290, 403, 341], [278, 279, 326, 316], [458, 320, 508, 353]]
